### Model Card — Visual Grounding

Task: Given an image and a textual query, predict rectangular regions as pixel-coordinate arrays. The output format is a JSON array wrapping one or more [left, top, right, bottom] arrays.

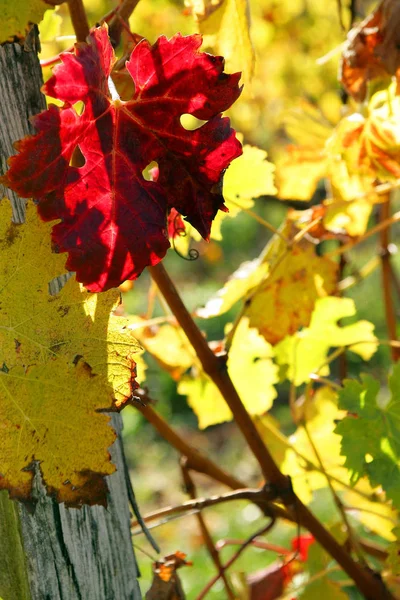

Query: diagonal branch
[[148, 261, 394, 600]]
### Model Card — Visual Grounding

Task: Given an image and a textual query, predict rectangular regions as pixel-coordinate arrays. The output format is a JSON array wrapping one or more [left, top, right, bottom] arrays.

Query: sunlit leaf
[[276, 146, 328, 201], [128, 319, 195, 380], [335, 364, 400, 509], [1, 25, 242, 291], [280, 387, 349, 504], [0, 202, 140, 506], [210, 143, 277, 240], [194, 0, 255, 84], [178, 317, 278, 428], [275, 297, 377, 386], [197, 257, 268, 318], [323, 198, 372, 236], [246, 241, 337, 345], [343, 480, 398, 541]]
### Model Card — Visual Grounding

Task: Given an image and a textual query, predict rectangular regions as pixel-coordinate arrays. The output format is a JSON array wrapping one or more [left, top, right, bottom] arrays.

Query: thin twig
[[338, 256, 380, 291], [228, 199, 289, 242], [196, 521, 276, 600], [109, 0, 141, 46], [215, 538, 292, 555], [326, 210, 400, 259], [389, 260, 400, 304], [67, 0, 90, 42], [133, 390, 246, 490], [180, 462, 235, 599], [131, 488, 272, 529]]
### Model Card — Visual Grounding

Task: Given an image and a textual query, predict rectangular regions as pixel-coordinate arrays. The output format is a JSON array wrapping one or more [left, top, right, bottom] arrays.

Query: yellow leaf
[[275, 297, 377, 385], [283, 101, 334, 147], [224, 144, 277, 212], [362, 82, 400, 180], [209, 144, 277, 240], [246, 242, 338, 345], [197, 257, 268, 318], [38, 7, 62, 43], [0, 202, 140, 505], [198, 0, 255, 84], [0, 359, 116, 507], [323, 198, 372, 236], [281, 387, 350, 504], [128, 319, 195, 380], [276, 146, 329, 201], [0, 0, 55, 43], [344, 481, 398, 542], [178, 317, 278, 428]]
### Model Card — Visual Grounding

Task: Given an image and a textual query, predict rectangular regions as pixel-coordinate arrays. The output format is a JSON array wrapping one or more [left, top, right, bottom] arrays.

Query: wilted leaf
[[146, 551, 191, 600], [340, 0, 400, 102], [178, 317, 278, 428], [1, 25, 242, 292], [275, 297, 377, 386], [246, 241, 337, 345], [335, 364, 400, 509], [0, 201, 140, 505]]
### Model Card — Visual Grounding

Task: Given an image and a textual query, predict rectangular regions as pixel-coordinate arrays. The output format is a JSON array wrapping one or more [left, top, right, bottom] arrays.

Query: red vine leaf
[[1, 24, 242, 291]]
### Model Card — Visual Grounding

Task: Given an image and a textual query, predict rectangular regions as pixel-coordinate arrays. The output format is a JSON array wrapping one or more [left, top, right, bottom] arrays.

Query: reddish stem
[[67, 0, 90, 42], [148, 262, 394, 600]]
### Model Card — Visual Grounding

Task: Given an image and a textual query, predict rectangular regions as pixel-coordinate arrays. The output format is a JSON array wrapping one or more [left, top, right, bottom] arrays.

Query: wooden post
[[0, 29, 141, 600]]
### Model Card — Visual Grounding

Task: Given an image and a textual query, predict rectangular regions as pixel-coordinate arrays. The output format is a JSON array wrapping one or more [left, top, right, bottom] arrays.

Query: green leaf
[[335, 364, 400, 508], [275, 297, 377, 385]]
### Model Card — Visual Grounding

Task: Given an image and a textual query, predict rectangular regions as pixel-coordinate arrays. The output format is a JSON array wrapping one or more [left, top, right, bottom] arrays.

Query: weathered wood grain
[[0, 29, 141, 600]]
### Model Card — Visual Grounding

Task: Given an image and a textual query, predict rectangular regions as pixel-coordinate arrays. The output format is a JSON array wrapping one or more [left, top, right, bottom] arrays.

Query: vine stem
[[67, 0, 90, 42], [180, 462, 235, 600], [379, 197, 400, 362], [149, 261, 394, 600], [109, 0, 142, 46], [134, 392, 245, 490], [196, 521, 276, 600]]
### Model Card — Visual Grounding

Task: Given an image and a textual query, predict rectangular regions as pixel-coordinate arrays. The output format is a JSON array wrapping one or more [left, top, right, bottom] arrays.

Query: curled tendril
[[171, 213, 199, 261]]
